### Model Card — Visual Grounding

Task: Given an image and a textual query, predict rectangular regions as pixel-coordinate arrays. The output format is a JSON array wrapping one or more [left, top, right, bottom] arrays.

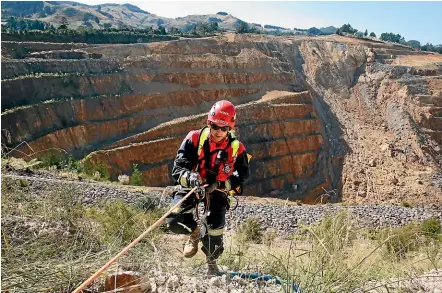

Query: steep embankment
[[2, 33, 441, 204]]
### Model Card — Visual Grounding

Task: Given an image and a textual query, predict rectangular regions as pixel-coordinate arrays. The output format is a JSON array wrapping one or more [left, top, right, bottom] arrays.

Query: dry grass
[[219, 211, 442, 293], [0, 178, 170, 293]]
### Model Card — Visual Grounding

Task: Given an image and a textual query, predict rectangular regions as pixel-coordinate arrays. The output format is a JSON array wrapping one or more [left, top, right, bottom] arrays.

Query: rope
[[229, 271, 303, 292]]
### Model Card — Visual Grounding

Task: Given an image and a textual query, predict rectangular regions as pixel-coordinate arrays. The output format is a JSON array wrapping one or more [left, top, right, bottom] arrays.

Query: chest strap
[[196, 126, 240, 174]]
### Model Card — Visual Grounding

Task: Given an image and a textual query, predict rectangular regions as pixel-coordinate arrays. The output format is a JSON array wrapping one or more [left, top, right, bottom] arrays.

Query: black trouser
[[166, 189, 228, 260]]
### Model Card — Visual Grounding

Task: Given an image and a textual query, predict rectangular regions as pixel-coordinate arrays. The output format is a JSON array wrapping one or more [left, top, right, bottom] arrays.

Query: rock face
[[2, 34, 442, 204]]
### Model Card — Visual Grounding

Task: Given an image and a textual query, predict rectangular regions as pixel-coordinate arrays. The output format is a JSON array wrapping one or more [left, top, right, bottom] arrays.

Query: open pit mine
[[2, 33, 442, 204]]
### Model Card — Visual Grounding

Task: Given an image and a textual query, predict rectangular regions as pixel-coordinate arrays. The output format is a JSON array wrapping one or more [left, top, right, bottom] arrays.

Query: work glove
[[188, 172, 202, 188]]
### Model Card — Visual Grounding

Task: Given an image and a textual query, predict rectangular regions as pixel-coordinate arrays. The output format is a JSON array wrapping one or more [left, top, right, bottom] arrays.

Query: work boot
[[206, 258, 221, 276], [183, 227, 200, 258]]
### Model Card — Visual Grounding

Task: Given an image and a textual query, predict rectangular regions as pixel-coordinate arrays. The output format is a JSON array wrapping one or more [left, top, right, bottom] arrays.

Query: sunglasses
[[210, 123, 230, 132]]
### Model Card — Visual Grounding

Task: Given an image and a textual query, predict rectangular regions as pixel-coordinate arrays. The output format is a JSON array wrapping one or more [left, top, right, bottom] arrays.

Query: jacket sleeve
[[228, 147, 249, 193], [172, 132, 198, 184]]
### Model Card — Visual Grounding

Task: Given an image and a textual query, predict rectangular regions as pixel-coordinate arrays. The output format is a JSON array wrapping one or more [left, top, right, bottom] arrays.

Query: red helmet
[[207, 100, 236, 128]]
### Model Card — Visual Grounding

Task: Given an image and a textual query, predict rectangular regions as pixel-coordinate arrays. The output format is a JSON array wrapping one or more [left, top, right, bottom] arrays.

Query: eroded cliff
[[2, 33, 441, 204]]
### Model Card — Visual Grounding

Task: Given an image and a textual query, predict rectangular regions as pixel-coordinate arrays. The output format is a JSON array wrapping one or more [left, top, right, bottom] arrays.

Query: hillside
[[2, 33, 442, 205], [0, 1, 336, 34]]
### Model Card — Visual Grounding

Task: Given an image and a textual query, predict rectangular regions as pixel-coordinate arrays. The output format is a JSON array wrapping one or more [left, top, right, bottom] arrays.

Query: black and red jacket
[[172, 128, 249, 193]]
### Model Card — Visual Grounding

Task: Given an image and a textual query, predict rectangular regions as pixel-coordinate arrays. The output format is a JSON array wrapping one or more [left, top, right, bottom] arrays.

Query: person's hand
[[188, 172, 202, 188]]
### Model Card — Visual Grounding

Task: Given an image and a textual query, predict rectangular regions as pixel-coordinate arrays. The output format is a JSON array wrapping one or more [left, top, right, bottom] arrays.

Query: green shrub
[[39, 150, 66, 168], [130, 163, 143, 186], [82, 159, 110, 180], [237, 217, 263, 243], [400, 201, 413, 208], [85, 199, 162, 243], [66, 154, 84, 172], [378, 223, 422, 259], [421, 217, 441, 237], [308, 211, 355, 256]]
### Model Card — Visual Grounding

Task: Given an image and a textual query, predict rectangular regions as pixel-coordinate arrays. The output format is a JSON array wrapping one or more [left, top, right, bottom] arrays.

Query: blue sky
[[77, 1, 442, 44]]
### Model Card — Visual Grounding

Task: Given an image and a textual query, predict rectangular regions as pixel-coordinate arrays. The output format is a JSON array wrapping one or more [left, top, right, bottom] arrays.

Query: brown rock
[[104, 271, 150, 293], [390, 177, 399, 185]]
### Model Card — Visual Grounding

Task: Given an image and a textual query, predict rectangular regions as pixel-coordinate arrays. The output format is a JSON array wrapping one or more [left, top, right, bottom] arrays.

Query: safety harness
[[197, 126, 240, 170], [176, 127, 247, 216]]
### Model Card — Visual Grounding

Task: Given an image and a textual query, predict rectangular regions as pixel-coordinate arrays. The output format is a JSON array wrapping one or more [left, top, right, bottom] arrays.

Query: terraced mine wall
[[2, 34, 441, 203]]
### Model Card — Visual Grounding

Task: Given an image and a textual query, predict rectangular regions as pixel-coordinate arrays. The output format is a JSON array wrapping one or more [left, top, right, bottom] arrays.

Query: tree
[[380, 32, 403, 43], [364, 29, 368, 36], [339, 23, 357, 34], [209, 21, 219, 32], [169, 26, 181, 35], [406, 40, 421, 49], [155, 26, 166, 35], [61, 17, 68, 26], [421, 43, 435, 52], [248, 25, 260, 34], [235, 20, 249, 34], [369, 32, 376, 38]]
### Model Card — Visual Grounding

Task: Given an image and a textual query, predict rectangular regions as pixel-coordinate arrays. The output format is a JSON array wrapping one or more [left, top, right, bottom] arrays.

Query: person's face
[[209, 122, 229, 142]]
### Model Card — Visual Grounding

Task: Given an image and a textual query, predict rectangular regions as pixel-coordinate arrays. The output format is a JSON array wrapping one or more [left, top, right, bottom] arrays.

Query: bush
[[82, 159, 110, 180], [237, 217, 262, 243], [66, 154, 83, 172], [307, 211, 356, 258], [130, 163, 143, 186], [86, 200, 137, 242], [39, 150, 67, 169], [421, 217, 441, 237], [378, 223, 422, 258], [400, 201, 413, 208], [86, 199, 165, 243]]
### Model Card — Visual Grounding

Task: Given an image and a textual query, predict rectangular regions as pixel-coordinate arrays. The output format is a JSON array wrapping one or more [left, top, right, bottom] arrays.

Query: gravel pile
[[3, 173, 441, 238], [227, 203, 442, 237]]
